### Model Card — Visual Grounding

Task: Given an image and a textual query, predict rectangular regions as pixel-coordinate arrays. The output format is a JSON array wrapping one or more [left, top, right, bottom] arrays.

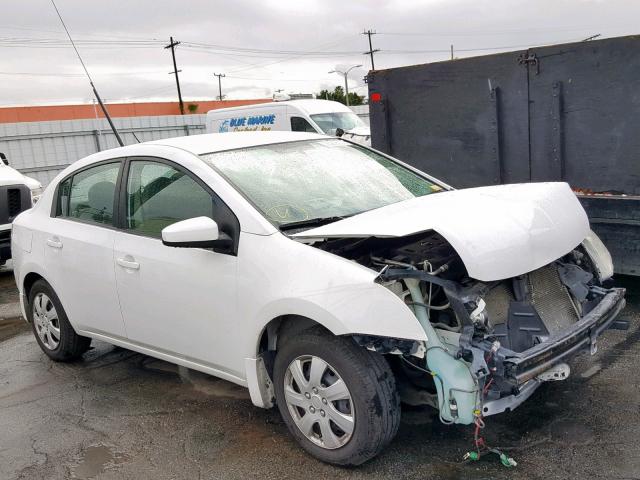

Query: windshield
[[202, 139, 441, 228], [310, 112, 365, 135]]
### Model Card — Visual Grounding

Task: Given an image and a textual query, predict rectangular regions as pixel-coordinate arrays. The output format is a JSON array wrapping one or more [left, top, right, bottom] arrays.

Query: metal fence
[[0, 105, 370, 187], [0, 114, 206, 186]]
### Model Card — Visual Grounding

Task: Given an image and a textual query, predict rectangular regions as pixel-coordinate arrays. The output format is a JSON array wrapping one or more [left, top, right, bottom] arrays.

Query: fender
[[250, 282, 427, 353], [14, 263, 53, 322], [244, 282, 428, 408]]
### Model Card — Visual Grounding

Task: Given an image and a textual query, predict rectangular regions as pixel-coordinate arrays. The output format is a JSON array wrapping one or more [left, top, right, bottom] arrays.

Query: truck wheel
[[274, 328, 400, 466], [28, 280, 91, 361]]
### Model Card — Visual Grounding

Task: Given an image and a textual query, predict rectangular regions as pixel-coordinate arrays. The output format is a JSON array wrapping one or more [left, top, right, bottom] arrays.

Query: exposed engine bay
[[313, 230, 626, 424]]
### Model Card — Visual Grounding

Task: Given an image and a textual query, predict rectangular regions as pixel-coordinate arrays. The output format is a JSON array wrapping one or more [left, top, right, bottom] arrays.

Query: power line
[[375, 24, 631, 36], [0, 23, 162, 41], [376, 39, 582, 54], [225, 35, 359, 75], [0, 70, 168, 77], [180, 45, 362, 59], [164, 36, 184, 115]]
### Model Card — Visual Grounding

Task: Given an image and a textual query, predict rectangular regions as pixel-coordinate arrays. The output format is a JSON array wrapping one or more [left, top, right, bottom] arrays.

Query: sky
[[1, 0, 639, 106]]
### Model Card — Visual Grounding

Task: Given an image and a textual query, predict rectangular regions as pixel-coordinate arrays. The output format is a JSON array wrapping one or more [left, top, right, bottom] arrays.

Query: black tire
[[27, 279, 91, 361], [274, 327, 400, 466]]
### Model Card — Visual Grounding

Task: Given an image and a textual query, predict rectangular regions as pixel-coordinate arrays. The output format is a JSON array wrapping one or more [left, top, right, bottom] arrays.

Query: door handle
[[46, 237, 63, 249], [116, 257, 140, 270]]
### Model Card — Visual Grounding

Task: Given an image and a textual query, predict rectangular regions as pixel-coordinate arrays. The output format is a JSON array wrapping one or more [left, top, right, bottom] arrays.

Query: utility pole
[[214, 73, 225, 101], [362, 29, 379, 70], [165, 36, 184, 115], [450, 44, 454, 60]]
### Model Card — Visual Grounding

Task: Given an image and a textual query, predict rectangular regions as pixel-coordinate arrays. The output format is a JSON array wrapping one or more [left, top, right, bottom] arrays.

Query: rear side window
[[290, 116, 317, 133], [56, 162, 120, 226], [125, 160, 214, 238]]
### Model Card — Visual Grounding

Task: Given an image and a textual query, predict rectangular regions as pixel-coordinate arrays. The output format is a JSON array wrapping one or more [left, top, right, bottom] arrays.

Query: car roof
[[283, 99, 353, 114], [146, 131, 327, 155], [205, 99, 353, 116]]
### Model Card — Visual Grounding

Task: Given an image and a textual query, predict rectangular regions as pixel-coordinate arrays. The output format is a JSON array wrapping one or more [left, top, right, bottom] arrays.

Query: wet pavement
[[0, 269, 639, 480], [0, 262, 23, 342]]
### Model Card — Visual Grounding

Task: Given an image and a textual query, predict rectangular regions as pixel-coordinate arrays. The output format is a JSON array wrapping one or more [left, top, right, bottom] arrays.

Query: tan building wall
[[0, 99, 272, 123]]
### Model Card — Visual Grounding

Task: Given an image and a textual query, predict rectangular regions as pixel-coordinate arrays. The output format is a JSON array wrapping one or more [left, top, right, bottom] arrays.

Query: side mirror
[[161, 217, 231, 249], [0, 153, 8, 166], [335, 127, 345, 137]]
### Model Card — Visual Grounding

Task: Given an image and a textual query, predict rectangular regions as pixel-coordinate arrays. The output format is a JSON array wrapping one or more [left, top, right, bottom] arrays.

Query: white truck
[[0, 152, 42, 266], [205, 99, 371, 146]]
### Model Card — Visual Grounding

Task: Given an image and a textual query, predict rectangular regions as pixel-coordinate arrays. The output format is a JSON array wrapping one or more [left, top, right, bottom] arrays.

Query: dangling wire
[[463, 360, 517, 468]]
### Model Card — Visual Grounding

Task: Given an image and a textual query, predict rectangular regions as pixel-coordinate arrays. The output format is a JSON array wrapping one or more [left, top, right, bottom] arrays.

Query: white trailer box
[[206, 99, 370, 145]]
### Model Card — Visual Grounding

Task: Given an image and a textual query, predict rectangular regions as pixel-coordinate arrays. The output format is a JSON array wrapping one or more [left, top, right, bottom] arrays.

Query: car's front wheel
[[28, 279, 91, 361], [274, 327, 400, 466]]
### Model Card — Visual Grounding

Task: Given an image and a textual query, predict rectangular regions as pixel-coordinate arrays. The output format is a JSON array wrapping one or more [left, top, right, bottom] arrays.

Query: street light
[[328, 64, 362, 106]]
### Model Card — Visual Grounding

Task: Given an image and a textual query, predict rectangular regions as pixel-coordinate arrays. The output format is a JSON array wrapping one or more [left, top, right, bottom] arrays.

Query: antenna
[[49, 0, 125, 146]]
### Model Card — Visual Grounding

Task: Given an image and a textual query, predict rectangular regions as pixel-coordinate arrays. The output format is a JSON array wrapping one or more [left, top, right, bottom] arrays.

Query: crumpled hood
[[293, 182, 590, 281]]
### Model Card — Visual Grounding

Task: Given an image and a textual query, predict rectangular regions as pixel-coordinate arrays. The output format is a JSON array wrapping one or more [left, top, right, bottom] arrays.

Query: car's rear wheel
[[274, 327, 400, 466], [28, 279, 91, 361]]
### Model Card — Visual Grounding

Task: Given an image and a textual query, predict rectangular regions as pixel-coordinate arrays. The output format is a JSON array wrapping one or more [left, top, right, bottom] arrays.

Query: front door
[[44, 160, 127, 337], [113, 158, 242, 379]]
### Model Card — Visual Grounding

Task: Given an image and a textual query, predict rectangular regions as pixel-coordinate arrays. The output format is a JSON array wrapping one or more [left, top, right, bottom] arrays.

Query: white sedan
[[11, 132, 625, 465]]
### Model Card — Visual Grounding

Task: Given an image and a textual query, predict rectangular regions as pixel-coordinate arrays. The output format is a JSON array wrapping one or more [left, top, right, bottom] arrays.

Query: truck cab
[[205, 99, 371, 146], [0, 152, 42, 265]]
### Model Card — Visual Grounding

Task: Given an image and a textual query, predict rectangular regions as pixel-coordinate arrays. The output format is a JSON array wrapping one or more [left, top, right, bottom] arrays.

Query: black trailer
[[367, 35, 640, 275]]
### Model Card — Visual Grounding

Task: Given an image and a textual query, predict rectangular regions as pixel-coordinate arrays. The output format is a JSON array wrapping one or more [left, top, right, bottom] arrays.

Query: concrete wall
[[0, 105, 370, 187]]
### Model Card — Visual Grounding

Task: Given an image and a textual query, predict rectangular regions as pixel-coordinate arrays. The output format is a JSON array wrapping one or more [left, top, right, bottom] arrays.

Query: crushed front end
[[319, 230, 626, 424]]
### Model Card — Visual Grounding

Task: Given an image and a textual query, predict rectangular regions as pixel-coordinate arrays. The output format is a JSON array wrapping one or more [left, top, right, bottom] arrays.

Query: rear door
[[112, 157, 243, 378], [44, 160, 127, 337]]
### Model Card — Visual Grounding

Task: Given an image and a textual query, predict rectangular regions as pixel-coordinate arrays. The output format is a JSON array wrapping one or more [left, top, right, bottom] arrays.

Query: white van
[[205, 99, 371, 145]]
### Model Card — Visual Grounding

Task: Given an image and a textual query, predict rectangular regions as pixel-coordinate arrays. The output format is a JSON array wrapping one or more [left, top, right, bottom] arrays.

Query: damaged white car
[[11, 132, 625, 465]]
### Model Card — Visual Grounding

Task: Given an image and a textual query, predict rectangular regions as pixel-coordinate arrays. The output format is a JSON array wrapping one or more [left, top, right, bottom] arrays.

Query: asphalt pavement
[[1, 265, 639, 480]]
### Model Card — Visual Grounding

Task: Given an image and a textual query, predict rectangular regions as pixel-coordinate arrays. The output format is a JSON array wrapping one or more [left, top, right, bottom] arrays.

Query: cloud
[[1, 0, 639, 105]]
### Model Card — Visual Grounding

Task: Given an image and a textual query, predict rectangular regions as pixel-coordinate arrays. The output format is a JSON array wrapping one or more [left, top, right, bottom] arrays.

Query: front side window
[[202, 139, 442, 227], [290, 116, 317, 133], [58, 162, 120, 226], [125, 160, 213, 238]]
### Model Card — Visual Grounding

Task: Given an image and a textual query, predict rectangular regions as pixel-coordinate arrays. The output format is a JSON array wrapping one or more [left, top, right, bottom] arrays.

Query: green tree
[[317, 86, 364, 106]]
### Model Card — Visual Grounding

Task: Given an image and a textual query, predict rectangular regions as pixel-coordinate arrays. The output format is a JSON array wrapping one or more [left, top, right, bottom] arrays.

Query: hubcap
[[32, 293, 60, 350], [284, 355, 354, 450]]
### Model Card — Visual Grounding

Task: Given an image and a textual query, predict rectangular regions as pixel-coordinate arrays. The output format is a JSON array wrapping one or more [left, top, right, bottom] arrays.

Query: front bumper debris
[[477, 287, 626, 385], [482, 378, 540, 416]]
